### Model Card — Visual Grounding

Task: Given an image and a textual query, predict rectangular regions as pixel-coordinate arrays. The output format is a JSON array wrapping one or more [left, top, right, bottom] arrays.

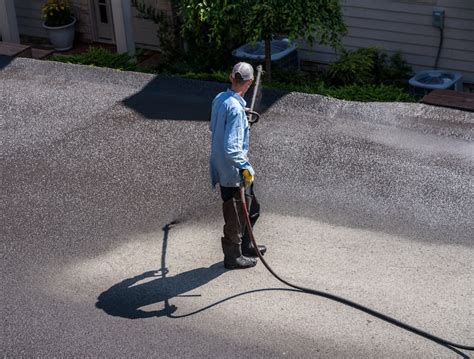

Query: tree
[[180, 0, 347, 79], [133, 0, 346, 79], [132, 0, 243, 70]]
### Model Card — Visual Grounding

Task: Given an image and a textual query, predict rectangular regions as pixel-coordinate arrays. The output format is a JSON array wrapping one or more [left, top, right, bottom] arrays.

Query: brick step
[[0, 41, 32, 58]]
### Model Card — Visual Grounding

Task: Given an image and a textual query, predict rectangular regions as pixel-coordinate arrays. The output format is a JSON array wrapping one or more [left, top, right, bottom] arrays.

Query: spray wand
[[245, 65, 264, 125]]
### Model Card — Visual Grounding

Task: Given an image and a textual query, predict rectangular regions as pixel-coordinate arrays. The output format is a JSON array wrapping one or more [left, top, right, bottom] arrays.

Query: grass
[[48, 47, 417, 103], [180, 71, 417, 102]]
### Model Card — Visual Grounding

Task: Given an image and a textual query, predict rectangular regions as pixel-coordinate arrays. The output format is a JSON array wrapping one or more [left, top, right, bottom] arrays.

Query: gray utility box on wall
[[432, 10, 445, 29]]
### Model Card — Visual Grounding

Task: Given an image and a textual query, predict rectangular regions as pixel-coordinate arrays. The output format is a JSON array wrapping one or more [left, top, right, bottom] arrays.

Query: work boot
[[224, 254, 257, 269], [221, 195, 257, 269], [241, 241, 267, 257], [242, 229, 267, 257], [221, 238, 257, 269]]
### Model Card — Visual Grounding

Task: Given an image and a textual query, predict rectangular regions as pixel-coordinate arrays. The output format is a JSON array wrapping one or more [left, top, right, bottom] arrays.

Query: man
[[209, 62, 267, 270]]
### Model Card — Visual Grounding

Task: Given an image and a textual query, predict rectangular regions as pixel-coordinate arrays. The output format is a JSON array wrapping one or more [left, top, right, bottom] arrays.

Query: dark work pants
[[220, 184, 260, 251]]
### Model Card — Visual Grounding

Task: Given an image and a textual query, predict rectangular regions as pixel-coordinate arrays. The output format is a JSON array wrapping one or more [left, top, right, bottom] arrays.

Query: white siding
[[131, 0, 172, 50], [15, 0, 47, 38], [15, 0, 171, 49], [300, 0, 474, 83], [14, 0, 474, 84], [15, 0, 94, 41]]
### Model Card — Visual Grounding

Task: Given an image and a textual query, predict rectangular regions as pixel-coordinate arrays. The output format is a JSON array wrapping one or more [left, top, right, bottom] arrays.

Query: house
[[1, 0, 171, 51], [2, 0, 473, 87], [301, 0, 474, 89]]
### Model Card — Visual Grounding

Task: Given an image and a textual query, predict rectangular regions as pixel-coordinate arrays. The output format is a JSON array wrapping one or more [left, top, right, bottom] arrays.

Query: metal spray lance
[[246, 65, 264, 126]]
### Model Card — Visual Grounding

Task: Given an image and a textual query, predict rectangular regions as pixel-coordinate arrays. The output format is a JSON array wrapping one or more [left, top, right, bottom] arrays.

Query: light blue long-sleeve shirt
[[209, 89, 254, 188]]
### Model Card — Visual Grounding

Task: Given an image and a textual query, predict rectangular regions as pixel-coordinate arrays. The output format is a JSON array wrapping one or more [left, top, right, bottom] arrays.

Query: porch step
[[32, 48, 55, 59], [0, 41, 32, 58], [422, 89, 474, 112]]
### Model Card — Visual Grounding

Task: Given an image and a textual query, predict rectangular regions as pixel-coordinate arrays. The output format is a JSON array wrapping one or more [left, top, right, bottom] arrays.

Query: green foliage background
[[50, 45, 416, 102], [325, 48, 413, 87], [42, 0, 73, 27], [132, 0, 346, 72]]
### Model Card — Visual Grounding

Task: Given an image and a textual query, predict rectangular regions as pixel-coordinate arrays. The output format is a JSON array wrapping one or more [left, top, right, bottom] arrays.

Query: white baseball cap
[[231, 62, 254, 81]]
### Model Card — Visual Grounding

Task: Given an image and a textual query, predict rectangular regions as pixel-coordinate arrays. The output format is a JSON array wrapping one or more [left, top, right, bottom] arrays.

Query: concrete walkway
[[1, 57, 473, 358]]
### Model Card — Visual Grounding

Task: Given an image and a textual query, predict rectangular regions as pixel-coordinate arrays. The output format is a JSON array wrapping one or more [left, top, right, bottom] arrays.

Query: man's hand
[[241, 169, 254, 188]]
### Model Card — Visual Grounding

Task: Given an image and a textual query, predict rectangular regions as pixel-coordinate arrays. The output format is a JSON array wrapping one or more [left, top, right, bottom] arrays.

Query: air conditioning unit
[[409, 70, 463, 97], [232, 38, 299, 70]]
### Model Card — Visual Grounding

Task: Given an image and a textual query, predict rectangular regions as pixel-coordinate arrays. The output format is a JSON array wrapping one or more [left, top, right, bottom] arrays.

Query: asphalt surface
[[1, 57, 473, 358]]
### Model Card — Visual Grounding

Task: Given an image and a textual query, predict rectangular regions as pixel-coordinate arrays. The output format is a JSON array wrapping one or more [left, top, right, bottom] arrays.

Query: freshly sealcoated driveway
[[1, 57, 473, 358]]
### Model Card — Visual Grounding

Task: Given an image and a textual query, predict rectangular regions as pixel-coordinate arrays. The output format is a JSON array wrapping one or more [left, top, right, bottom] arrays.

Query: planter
[[43, 17, 76, 51]]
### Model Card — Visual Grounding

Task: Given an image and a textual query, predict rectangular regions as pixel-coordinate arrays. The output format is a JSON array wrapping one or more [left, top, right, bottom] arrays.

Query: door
[[94, 0, 115, 43]]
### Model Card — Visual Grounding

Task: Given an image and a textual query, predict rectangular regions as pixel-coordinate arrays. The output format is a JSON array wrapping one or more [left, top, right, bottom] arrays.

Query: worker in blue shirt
[[209, 62, 267, 269]]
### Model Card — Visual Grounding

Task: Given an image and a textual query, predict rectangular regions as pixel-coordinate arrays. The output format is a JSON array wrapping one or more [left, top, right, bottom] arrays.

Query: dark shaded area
[[95, 264, 226, 319], [122, 76, 286, 121], [0, 55, 13, 70]]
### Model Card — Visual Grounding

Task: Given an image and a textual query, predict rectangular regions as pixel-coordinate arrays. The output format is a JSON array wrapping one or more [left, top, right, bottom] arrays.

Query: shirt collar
[[227, 88, 247, 107]]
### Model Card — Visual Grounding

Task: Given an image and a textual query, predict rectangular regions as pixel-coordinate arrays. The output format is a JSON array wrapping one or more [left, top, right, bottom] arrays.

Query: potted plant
[[42, 0, 76, 51]]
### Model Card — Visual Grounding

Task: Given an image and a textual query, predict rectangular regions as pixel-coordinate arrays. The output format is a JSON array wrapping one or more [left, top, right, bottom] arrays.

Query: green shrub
[[380, 51, 413, 86], [180, 69, 416, 102], [325, 47, 412, 87], [271, 67, 322, 86], [50, 47, 142, 71], [267, 81, 415, 102], [42, 0, 73, 27], [180, 71, 229, 83], [325, 84, 416, 102], [47, 47, 415, 102], [325, 48, 377, 86]]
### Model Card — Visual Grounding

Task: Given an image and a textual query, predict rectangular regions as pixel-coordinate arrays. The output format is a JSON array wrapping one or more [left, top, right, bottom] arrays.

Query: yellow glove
[[242, 169, 254, 188]]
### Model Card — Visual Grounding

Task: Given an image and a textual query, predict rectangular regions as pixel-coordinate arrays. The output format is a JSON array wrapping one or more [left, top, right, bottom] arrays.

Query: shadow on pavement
[[95, 223, 298, 321], [0, 55, 13, 70], [96, 221, 471, 358], [95, 263, 226, 319], [122, 76, 286, 122], [96, 221, 227, 319]]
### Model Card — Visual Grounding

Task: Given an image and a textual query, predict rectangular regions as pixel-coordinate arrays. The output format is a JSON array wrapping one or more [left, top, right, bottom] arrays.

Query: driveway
[[1, 57, 473, 358]]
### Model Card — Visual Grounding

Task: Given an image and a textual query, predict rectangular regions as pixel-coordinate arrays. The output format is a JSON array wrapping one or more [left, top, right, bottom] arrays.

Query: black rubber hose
[[239, 187, 474, 351], [246, 110, 260, 125]]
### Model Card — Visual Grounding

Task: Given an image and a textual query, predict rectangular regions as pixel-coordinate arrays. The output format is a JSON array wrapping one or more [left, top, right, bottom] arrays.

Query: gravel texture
[[1, 57, 473, 358]]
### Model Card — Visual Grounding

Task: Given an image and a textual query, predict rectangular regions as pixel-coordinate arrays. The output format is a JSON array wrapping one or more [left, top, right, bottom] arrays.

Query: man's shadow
[[96, 221, 226, 319], [121, 76, 285, 122], [96, 263, 226, 319]]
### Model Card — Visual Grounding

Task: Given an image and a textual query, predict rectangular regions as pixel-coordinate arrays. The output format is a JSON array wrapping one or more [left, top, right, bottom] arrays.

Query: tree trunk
[[265, 37, 272, 81]]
